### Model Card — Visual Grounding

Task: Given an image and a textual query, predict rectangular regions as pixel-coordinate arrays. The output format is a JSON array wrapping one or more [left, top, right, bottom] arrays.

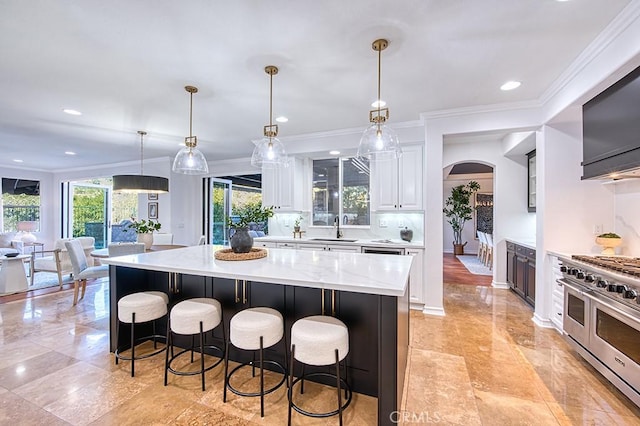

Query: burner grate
[[572, 255, 640, 277]]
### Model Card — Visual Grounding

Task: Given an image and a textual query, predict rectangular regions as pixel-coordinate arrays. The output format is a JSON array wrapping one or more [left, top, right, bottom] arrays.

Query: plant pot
[[230, 227, 254, 253], [453, 242, 466, 256], [137, 233, 153, 250], [294, 226, 301, 233], [595, 236, 622, 255]]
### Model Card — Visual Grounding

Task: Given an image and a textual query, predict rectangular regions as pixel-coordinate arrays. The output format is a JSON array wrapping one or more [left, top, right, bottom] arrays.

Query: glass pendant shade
[[173, 144, 209, 175], [251, 137, 288, 169], [172, 85, 209, 175], [357, 123, 402, 161]]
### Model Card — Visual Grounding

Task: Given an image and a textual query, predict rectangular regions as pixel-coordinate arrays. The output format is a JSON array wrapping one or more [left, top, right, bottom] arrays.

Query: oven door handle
[[582, 290, 640, 324], [559, 278, 588, 294]]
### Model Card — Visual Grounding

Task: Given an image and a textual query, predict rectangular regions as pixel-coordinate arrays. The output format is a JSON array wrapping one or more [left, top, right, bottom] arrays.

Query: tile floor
[[0, 277, 639, 425]]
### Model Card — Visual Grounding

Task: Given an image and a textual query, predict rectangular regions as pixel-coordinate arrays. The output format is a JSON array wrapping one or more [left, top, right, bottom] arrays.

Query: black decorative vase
[[230, 227, 253, 253], [400, 227, 413, 242]]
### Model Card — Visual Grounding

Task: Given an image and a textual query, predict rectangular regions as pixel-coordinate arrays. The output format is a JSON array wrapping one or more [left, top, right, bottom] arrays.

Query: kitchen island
[[102, 245, 412, 426]]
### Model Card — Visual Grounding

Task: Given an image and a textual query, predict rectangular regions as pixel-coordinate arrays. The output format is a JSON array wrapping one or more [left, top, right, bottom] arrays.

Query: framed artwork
[[148, 202, 158, 219], [148, 193, 158, 200], [474, 193, 493, 236]]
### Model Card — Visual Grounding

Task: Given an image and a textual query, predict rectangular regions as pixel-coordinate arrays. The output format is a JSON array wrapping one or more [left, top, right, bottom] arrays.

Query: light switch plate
[[379, 219, 388, 228]]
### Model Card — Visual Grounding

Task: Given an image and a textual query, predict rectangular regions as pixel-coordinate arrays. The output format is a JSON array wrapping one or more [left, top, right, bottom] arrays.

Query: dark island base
[[109, 266, 408, 426]]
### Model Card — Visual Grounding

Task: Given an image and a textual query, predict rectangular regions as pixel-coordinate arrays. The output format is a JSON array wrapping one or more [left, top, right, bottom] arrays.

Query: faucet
[[334, 216, 343, 239]]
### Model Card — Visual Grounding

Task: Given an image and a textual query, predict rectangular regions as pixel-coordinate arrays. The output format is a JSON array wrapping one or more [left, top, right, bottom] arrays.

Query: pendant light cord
[[377, 45, 382, 117], [140, 132, 144, 175], [189, 91, 193, 139], [269, 71, 273, 141]]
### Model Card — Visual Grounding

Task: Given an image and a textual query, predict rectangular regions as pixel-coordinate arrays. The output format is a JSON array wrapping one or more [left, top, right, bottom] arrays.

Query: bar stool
[[115, 291, 169, 377], [288, 315, 352, 426], [164, 298, 224, 391], [224, 307, 288, 417]]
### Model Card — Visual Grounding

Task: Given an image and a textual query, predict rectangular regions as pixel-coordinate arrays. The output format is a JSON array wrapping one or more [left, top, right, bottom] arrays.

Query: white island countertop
[[101, 245, 412, 297]]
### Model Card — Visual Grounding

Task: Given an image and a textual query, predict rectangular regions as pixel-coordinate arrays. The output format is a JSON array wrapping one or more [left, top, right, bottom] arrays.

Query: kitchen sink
[[309, 238, 358, 242]]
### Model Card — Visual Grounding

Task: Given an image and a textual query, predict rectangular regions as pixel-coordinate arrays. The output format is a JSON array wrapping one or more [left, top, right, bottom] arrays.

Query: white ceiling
[[0, 0, 632, 171]]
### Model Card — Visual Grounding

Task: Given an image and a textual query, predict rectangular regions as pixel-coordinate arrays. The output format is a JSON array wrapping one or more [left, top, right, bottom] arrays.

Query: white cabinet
[[276, 242, 297, 249], [255, 241, 276, 248], [370, 144, 423, 211], [296, 243, 360, 253], [550, 256, 564, 332], [406, 248, 424, 308], [262, 157, 304, 211]]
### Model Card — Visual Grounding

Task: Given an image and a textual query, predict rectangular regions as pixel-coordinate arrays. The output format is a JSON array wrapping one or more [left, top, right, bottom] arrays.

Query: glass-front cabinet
[[527, 150, 536, 212]]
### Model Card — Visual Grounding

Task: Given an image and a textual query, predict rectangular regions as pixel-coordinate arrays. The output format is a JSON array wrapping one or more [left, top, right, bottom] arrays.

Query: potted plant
[[443, 181, 480, 255], [227, 205, 274, 253], [124, 218, 162, 250], [595, 232, 622, 255], [294, 216, 303, 233]]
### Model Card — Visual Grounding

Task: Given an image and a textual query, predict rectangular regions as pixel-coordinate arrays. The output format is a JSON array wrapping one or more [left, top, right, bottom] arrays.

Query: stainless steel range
[[559, 255, 640, 407]]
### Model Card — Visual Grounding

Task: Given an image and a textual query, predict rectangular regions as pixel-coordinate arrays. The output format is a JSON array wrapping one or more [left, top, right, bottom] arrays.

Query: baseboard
[[410, 302, 424, 311], [422, 306, 445, 316], [492, 280, 510, 289], [532, 313, 555, 329]]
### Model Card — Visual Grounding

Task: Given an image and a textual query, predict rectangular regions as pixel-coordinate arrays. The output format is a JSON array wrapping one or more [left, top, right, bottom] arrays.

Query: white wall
[[442, 174, 493, 254]]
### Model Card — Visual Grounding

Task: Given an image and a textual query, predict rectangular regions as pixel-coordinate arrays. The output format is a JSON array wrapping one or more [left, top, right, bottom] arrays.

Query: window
[[312, 157, 370, 226], [2, 178, 41, 232]]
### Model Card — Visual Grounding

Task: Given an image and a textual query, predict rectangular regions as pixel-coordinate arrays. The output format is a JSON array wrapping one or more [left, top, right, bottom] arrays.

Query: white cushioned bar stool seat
[[164, 298, 224, 391], [224, 307, 288, 418], [115, 291, 169, 377], [288, 315, 352, 426]]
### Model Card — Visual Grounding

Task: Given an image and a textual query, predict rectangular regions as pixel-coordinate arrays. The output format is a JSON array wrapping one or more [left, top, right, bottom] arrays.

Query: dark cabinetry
[[506, 242, 536, 307]]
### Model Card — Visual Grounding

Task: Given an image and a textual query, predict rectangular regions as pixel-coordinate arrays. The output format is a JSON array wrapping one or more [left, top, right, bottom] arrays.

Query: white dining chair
[[65, 239, 109, 305], [484, 233, 494, 269], [477, 231, 487, 262]]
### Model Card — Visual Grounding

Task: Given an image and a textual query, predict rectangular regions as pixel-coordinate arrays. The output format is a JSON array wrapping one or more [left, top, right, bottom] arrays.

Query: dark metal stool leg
[[115, 318, 120, 365], [164, 318, 171, 386], [152, 320, 157, 349], [200, 321, 205, 391], [191, 335, 195, 363], [288, 344, 295, 426], [130, 312, 136, 377], [223, 339, 230, 402], [300, 363, 305, 394], [336, 349, 343, 426], [259, 336, 264, 417]]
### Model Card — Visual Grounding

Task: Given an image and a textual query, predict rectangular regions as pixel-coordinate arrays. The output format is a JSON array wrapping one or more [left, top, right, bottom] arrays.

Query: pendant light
[[251, 65, 288, 169], [172, 85, 209, 175], [357, 39, 402, 161], [113, 131, 169, 193]]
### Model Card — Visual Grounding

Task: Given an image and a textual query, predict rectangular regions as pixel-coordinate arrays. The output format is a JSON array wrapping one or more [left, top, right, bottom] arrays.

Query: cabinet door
[[277, 162, 295, 211], [406, 249, 424, 305], [297, 243, 326, 251], [506, 248, 516, 286], [370, 156, 399, 211], [525, 259, 536, 306], [276, 242, 297, 249], [515, 255, 527, 298], [398, 144, 423, 210], [261, 167, 278, 209], [255, 241, 276, 248], [327, 245, 360, 253]]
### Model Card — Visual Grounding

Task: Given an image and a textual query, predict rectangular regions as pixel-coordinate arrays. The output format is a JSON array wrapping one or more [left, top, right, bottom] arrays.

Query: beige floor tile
[[0, 390, 70, 425], [0, 350, 79, 390], [474, 390, 559, 426]]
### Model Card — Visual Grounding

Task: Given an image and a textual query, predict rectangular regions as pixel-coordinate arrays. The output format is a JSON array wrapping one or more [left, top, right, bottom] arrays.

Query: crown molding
[[278, 119, 424, 142], [420, 100, 542, 121], [539, 0, 640, 106]]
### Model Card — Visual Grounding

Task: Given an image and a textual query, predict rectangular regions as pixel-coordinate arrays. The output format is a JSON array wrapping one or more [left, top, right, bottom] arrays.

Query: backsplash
[[268, 212, 424, 243], [613, 180, 640, 255]]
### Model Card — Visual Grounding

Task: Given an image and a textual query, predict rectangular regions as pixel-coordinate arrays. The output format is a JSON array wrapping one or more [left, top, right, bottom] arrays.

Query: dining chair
[[197, 235, 206, 245], [65, 239, 109, 305], [477, 231, 487, 262], [153, 233, 174, 245], [484, 233, 494, 269]]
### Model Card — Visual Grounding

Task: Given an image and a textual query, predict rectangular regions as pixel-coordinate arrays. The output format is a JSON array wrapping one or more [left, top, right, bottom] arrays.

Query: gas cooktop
[[571, 255, 640, 278]]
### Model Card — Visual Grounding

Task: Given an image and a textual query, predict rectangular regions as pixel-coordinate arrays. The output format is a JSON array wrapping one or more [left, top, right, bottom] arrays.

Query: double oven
[[560, 256, 640, 407]]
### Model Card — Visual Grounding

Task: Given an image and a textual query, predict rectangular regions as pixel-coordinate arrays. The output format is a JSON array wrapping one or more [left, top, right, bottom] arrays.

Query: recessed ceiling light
[[65, 151, 76, 155], [371, 99, 386, 108], [63, 109, 82, 116], [13, 159, 23, 163], [500, 81, 521, 91], [275, 116, 288, 123], [329, 150, 340, 155]]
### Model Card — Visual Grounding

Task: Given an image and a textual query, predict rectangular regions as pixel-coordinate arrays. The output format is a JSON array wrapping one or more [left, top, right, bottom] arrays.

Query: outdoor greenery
[[2, 193, 40, 232], [597, 232, 621, 238], [227, 203, 274, 229], [443, 180, 481, 246]]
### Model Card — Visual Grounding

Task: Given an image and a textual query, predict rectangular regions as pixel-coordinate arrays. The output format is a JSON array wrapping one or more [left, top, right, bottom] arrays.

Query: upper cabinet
[[262, 157, 305, 211], [370, 144, 423, 211], [527, 150, 536, 212]]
